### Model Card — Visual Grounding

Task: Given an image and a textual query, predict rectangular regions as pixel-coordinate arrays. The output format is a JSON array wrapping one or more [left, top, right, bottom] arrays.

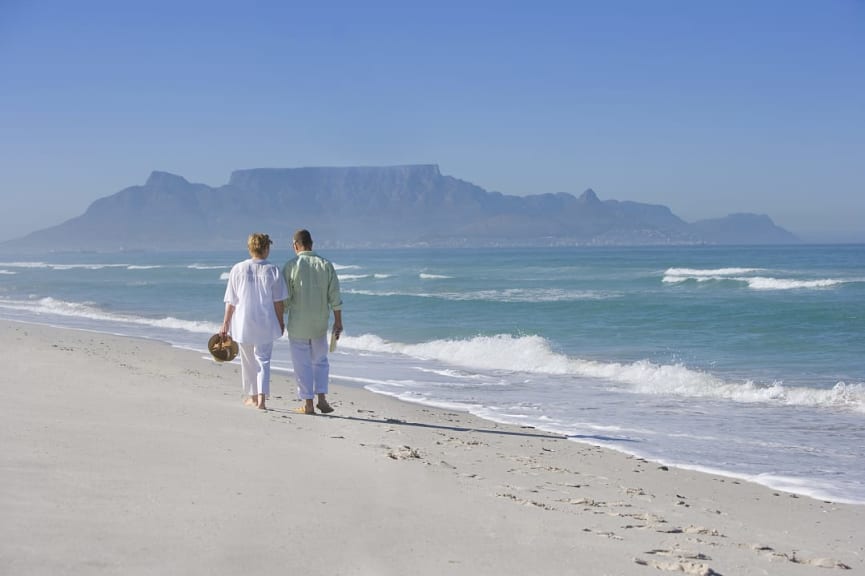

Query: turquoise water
[[1, 244, 863, 503]]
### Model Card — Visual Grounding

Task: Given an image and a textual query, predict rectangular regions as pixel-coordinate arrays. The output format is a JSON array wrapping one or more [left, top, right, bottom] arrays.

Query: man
[[283, 229, 343, 414]]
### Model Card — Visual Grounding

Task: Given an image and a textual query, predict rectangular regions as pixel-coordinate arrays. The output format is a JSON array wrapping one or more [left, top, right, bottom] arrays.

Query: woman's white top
[[224, 258, 288, 345]]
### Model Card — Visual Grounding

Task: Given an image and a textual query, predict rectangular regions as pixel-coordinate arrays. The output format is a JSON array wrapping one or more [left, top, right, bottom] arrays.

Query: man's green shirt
[[283, 251, 342, 339]]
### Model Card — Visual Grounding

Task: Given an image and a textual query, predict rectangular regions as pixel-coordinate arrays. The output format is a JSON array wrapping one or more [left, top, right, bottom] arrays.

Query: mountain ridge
[[1, 164, 799, 252]]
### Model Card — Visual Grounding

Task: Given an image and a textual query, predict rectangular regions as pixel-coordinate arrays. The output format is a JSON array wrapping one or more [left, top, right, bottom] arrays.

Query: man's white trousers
[[289, 336, 329, 399]]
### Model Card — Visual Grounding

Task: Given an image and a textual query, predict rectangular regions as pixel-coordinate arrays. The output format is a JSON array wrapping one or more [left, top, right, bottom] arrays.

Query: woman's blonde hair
[[247, 233, 273, 257]]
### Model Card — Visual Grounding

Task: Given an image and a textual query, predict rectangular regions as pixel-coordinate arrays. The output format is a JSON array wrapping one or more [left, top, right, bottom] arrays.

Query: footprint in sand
[[744, 544, 851, 569], [387, 445, 422, 460], [634, 550, 719, 575]]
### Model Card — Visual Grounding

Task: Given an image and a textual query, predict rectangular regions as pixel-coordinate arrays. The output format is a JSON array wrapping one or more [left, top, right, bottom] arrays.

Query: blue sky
[[1, 0, 863, 242]]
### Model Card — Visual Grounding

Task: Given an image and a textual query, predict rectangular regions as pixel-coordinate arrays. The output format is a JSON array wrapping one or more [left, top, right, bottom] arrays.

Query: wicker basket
[[208, 333, 239, 362]]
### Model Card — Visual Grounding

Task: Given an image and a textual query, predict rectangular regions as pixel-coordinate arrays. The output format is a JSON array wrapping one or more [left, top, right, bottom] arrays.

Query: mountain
[[1, 165, 798, 251]]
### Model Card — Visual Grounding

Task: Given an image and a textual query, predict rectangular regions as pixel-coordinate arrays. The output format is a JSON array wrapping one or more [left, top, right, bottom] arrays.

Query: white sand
[[1, 319, 862, 575]]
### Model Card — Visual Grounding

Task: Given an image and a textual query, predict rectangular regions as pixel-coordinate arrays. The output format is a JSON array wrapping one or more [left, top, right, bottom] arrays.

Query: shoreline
[[2, 319, 862, 575]]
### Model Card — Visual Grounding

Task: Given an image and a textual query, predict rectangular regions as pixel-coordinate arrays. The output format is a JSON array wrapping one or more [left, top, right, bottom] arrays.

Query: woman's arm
[[221, 303, 235, 336]]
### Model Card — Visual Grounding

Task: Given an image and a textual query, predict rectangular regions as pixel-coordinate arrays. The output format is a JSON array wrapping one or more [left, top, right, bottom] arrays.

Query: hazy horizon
[[1, 1, 863, 244]]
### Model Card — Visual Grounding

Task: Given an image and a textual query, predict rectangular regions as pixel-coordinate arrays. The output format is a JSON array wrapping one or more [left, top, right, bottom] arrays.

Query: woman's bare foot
[[243, 396, 256, 407]]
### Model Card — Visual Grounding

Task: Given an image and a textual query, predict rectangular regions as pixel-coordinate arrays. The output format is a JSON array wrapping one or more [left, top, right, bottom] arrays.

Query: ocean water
[[1, 244, 863, 504]]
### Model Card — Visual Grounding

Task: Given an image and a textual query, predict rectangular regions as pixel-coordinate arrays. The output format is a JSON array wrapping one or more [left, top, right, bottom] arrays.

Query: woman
[[221, 233, 287, 409]]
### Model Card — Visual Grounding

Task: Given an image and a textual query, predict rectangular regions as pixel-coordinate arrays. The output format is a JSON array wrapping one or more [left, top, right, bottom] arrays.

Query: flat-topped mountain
[[2, 165, 798, 251]]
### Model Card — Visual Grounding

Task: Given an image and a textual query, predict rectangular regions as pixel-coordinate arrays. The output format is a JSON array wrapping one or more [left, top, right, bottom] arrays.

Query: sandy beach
[[1, 319, 862, 575]]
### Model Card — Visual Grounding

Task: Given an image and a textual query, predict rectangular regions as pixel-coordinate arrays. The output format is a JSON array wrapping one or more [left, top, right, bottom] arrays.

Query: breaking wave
[[340, 332, 865, 413], [663, 267, 853, 290]]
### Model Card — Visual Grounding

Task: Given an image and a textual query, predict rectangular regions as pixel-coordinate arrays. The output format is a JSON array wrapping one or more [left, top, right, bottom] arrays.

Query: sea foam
[[342, 287, 615, 302], [0, 296, 218, 334], [0, 261, 128, 270], [663, 267, 851, 290], [340, 332, 865, 412]]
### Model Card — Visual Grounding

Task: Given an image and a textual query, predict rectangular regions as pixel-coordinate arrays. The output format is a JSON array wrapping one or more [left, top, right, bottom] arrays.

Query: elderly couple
[[220, 229, 343, 414]]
